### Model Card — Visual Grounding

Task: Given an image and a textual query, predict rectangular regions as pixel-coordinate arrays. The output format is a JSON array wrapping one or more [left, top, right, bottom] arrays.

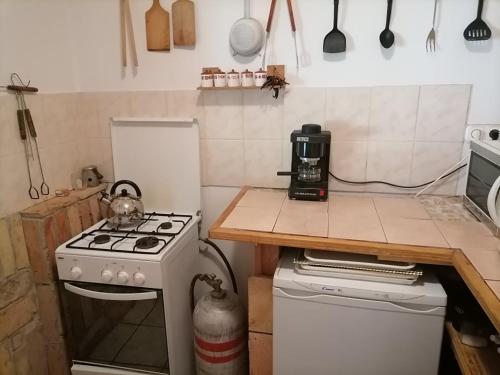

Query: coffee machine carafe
[[278, 124, 331, 201]]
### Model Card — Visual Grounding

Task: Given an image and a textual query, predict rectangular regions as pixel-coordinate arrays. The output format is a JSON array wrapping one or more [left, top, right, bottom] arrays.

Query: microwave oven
[[464, 136, 500, 234]]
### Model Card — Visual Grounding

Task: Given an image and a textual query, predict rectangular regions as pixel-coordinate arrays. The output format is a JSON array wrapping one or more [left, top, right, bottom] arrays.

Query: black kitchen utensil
[[380, 0, 395, 48], [463, 0, 491, 41], [323, 0, 346, 53]]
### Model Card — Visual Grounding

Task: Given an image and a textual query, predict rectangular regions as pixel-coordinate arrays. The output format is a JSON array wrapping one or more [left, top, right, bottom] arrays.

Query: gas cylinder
[[193, 274, 247, 375]]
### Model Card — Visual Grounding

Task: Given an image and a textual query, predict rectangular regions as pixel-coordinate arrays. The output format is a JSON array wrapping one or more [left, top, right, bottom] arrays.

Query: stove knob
[[133, 272, 146, 285], [490, 129, 500, 140], [70, 266, 82, 279], [117, 271, 129, 284], [101, 269, 114, 282]]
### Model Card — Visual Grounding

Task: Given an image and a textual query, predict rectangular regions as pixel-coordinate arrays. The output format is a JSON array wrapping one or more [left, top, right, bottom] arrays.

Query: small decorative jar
[[214, 71, 227, 87], [241, 69, 254, 87], [254, 69, 268, 87], [201, 71, 214, 88], [227, 69, 240, 87]]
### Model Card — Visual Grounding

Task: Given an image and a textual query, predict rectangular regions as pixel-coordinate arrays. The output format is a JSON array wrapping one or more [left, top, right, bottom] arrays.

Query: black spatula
[[323, 0, 346, 53], [463, 0, 491, 41]]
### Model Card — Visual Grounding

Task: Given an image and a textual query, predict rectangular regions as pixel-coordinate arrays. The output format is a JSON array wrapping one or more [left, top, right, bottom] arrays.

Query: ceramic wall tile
[[283, 87, 326, 139], [200, 139, 245, 187], [366, 141, 414, 193], [369, 86, 419, 141], [243, 91, 284, 140], [83, 138, 113, 181], [166, 90, 201, 118], [41, 94, 80, 145], [76, 93, 100, 139], [325, 87, 370, 141], [416, 85, 471, 142], [0, 95, 24, 157], [128, 91, 168, 117], [410, 142, 463, 195], [330, 141, 367, 192], [202, 91, 243, 140], [95, 92, 132, 139], [244, 140, 286, 188], [45, 141, 84, 190]]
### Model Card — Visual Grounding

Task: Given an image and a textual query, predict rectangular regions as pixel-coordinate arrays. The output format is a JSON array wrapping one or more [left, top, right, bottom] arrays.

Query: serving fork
[[426, 0, 438, 52]]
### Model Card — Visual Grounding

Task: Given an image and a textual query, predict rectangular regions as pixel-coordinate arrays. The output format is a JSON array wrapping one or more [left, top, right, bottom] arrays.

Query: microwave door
[[487, 175, 500, 226]]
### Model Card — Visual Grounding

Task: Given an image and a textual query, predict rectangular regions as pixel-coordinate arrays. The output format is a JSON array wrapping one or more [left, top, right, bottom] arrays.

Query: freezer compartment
[[273, 287, 446, 375]]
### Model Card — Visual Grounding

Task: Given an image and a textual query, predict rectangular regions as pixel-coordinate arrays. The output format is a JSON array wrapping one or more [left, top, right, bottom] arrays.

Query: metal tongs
[[262, 0, 299, 70], [7, 73, 49, 199]]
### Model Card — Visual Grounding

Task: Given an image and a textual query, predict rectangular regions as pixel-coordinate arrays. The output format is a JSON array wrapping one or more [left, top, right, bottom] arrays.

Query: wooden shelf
[[445, 321, 498, 375], [197, 86, 261, 91]]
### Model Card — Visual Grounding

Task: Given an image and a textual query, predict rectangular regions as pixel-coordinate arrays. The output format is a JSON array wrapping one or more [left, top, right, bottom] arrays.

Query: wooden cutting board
[[172, 0, 196, 46], [145, 0, 170, 51]]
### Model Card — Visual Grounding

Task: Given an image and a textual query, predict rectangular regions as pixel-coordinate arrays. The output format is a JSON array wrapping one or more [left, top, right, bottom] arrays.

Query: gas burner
[[135, 236, 160, 250], [159, 222, 173, 230], [94, 234, 111, 244]]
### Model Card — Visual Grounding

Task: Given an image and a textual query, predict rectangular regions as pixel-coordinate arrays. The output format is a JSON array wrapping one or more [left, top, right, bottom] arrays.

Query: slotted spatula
[[463, 0, 491, 41], [323, 0, 346, 53]]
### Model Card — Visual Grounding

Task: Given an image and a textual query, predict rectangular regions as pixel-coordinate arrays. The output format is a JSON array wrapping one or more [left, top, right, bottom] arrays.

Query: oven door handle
[[64, 282, 158, 301], [487, 175, 500, 227]]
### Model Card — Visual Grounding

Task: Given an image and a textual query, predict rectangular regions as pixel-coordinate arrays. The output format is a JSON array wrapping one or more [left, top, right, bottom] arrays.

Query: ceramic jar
[[227, 70, 240, 87], [255, 69, 268, 87], [241, 69, 254, 87], [201, 71, 213, 88], [214, 71, 227, 87]]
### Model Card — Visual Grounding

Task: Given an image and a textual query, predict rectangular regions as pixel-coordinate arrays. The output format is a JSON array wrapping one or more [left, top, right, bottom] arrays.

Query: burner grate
[[65, 212, 191, 255]]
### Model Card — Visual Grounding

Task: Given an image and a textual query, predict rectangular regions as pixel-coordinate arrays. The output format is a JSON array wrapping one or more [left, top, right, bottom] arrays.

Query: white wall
[[3, 0, 500, 123]]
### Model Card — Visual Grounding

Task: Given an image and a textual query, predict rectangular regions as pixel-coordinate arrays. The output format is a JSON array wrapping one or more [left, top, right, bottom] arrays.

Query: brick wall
[[0, 186, 105, 375]]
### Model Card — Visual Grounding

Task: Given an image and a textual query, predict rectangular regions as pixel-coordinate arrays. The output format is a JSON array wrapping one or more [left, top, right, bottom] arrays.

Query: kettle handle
[[487, 175, 500, 227], [110, 180, 142, 198]]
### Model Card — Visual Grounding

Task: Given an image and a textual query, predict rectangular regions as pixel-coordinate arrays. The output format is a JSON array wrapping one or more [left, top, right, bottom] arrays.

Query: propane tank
[[192, 274, 247, 375]]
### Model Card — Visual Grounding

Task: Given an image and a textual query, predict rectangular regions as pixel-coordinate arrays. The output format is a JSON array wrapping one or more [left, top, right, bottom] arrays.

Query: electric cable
[[328, 164, 467, 189]]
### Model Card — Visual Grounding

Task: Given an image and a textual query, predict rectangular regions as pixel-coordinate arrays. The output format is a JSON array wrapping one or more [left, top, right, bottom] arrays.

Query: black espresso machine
[[278, 124, 331, 201]]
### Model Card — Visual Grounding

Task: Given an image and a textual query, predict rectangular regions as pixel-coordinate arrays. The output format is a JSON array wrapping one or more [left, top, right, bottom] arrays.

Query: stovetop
[[65, 212, 193, 255]]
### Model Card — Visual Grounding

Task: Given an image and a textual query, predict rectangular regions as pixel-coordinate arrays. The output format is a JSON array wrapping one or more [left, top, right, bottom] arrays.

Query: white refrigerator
[[273, 252, 447, 375]]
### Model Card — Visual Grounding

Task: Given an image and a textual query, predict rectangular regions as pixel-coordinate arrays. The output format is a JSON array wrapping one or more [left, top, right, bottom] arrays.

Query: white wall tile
[[366, 141, 414, 193], [243, 91, 283, 140], [369, 86, 419, 141], [325, 87, 370, 141], [244, 140, 287, 188], [416, 85, 471, 142], [283, 87, 326, 139], [410, 141, 463, 195], [202, 91, 243, 139], [200, 139, 245, 186], [330, 141, 367, 192]]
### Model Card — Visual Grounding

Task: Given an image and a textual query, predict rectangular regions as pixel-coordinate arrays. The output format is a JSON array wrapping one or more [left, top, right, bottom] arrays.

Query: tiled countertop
[[210, 187, 500, 331]]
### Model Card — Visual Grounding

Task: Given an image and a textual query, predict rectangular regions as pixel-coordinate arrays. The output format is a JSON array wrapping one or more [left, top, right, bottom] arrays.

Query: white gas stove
[[56, 118, 202, 375]]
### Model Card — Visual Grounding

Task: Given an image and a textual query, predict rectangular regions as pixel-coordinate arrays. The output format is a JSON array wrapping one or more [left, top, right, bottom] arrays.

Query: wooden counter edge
[[210, 226, 454, 266], [453, 251, 500, 332]]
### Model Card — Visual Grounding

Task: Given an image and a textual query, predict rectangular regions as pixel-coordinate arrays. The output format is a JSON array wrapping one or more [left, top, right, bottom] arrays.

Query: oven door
[[466, 148, 500, 225], [60, 281, 169, 374]]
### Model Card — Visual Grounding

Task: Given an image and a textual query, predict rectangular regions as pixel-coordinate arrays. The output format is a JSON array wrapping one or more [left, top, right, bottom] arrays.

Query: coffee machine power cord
[[328, 164, 467, 189]]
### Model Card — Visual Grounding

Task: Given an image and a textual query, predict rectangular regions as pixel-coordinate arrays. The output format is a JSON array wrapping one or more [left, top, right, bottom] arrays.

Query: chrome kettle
[[103, 180, 144, 227]]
